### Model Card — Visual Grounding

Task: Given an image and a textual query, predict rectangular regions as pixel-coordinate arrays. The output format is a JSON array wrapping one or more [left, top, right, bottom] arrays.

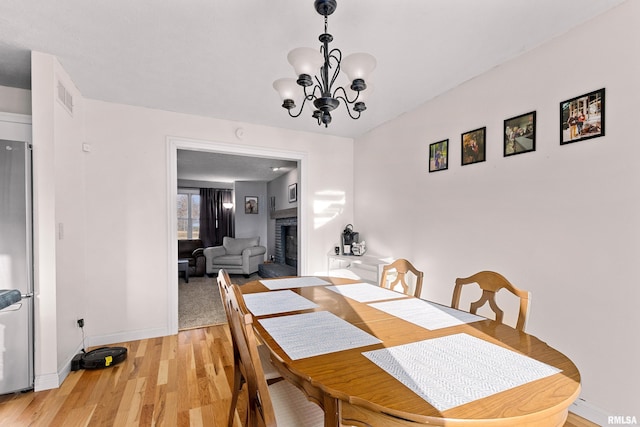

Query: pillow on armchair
[[223, 237, 260, 255]]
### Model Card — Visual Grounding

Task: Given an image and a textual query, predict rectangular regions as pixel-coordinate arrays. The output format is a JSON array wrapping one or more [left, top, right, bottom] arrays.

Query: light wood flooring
[[0, 324, 597, 426]]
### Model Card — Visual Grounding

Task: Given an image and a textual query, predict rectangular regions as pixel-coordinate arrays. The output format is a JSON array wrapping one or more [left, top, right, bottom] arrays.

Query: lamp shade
[[273, 78, 300, 101], [287, 47, 324, 77], [341, 52, 376, 82]]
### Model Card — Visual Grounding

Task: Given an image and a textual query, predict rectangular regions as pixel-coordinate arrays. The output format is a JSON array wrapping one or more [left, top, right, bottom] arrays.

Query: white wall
[[267, 169, 299, 259], [0, 86, 31, 115], [234, 181, 268, 244], [77, 102, 353, 339], [28, 52, 355, 389], [30, 52, 89, 390], [269, 169, 299, 212], [31, 53, 61, 390], [50, 57, 88, 380], [353, 1, 638, 419]]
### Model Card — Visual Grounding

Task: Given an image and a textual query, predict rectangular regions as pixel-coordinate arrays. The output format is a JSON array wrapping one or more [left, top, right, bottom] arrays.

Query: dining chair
[[218, 270, 325, 427], [218, 270, 282, 383], [379, 259, 424, 298], [451, 270, 530, 331]]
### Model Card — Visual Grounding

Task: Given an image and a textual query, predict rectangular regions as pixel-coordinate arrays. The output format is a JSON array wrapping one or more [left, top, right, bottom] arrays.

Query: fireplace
[[260, 215, 298, 278], [275, 217, 297, 272], [283, 225, 297, 268]]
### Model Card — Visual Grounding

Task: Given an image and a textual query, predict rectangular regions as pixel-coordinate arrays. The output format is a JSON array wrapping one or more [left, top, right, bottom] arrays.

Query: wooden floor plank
[[0, 324, 597, 426]]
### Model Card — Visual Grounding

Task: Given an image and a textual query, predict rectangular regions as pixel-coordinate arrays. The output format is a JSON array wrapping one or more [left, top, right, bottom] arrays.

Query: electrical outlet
[[77, 318, 84, 328]]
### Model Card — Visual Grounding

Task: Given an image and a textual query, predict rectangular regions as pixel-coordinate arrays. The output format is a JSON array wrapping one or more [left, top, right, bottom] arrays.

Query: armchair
[[203, 236, 266, 276]]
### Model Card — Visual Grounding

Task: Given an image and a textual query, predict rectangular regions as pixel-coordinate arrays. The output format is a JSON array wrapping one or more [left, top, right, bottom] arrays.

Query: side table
[[178, 259, 189, 283], [326, 252, 392, 285]]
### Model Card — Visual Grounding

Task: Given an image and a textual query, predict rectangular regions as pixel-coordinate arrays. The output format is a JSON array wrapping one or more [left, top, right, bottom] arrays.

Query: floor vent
[[57, 80, 74, 115]]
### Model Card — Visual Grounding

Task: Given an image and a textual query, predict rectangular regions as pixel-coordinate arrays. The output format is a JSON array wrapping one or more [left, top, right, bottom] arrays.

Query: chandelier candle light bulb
[[273, 0, 376, 127]]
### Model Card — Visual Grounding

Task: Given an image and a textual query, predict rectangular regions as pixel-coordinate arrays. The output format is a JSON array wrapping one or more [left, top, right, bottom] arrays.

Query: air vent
[[57, 80, 74, 115]]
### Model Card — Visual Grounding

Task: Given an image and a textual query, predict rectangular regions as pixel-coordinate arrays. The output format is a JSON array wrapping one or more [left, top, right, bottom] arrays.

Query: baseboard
[[570, 397, 609, 426], [34, 341, 87, 392], [85, 326, 171, 349], [34, 372, 60, 392]]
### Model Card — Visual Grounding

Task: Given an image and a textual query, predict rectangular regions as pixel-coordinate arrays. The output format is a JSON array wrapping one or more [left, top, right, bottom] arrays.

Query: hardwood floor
[[0, 325, 597, 426], [0, 326, 242, 426]]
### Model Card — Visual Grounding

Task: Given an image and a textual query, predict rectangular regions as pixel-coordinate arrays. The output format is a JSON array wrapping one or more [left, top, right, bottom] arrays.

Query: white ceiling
[[177, 150, 297, 183], [0, 0, 627, 141]]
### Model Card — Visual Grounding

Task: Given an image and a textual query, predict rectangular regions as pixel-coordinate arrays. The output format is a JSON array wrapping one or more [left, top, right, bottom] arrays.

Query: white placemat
[[260, 276, 330, 290], [243, 290, 319, 316], [258, 311, 382, 360], [362, 333, 562, 411], [369, 298, 484, 330], [325, 283, 409, 303]]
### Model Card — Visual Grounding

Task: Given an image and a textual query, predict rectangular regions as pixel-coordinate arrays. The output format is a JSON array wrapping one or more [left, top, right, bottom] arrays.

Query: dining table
[[240, 276, 581, 427]]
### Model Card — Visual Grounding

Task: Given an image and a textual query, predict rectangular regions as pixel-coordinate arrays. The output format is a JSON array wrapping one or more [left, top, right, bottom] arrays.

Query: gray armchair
[[203, 236, 266, 276]]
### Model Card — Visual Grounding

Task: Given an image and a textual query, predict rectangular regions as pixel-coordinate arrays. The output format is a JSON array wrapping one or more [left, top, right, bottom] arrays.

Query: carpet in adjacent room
[[178, 273, 261, 330]]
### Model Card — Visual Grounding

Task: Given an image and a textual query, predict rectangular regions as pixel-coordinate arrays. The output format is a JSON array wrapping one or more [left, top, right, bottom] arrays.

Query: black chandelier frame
[[279, 0, 370, 127]]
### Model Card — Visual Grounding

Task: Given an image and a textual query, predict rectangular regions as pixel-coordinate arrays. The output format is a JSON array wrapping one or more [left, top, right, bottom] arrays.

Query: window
[[177, 189, 200, 240]]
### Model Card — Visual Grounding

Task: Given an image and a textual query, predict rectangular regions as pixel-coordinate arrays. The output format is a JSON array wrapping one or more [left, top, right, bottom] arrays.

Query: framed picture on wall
[[245, 196, 258, 214], [429, 139, 448, 172], [560, 88, 605, 145], [288, 183, 297, 203], [461, 127, 486, 166], [504, 111, 536, 156]]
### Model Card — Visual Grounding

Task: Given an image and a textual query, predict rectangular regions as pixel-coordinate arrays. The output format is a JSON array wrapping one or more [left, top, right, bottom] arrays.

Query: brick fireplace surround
[[259, 216, 298, 278]]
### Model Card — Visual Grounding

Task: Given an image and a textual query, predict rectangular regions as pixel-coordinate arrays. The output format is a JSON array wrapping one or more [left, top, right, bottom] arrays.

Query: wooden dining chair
[[218, 270, 282, 381], [451, 270, 530, 331], [379, 259, 424, 298], [218, 270, 324, 427]]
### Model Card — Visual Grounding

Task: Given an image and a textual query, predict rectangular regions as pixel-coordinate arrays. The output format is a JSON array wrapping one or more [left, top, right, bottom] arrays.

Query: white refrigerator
[[0, 115, 34, 394]]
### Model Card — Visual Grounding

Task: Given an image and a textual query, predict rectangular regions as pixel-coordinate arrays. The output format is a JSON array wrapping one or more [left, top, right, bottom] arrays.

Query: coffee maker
[[341, 224, 359, 255]]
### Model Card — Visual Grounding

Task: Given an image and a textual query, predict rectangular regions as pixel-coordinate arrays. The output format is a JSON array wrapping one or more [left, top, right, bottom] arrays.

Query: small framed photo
[[245, 196, 258, 214], [560, 88, 605, 145], [429, 139, 448, 172], [461, 127, 486, 166], [504, 111, 536, 156], [288, 183, 297, 203]]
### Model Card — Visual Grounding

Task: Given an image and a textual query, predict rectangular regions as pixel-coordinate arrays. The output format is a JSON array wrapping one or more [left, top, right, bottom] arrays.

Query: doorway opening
[[168, 137, 305, 333]]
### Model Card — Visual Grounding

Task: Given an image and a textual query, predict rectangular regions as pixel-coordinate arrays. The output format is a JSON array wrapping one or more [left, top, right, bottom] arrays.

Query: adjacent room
[[0, 1, 637, 426], [176, 149, 299, 329]]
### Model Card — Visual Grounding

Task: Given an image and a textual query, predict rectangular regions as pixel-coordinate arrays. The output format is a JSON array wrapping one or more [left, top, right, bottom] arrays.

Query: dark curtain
[[199, 189, 234, 247]]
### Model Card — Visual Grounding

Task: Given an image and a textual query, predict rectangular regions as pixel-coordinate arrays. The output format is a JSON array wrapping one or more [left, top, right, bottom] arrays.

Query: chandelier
[[273, 0, 376, 127]]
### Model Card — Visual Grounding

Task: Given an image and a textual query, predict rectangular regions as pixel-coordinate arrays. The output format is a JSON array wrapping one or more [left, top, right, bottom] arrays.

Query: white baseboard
[[34, 341, 86, 392], [570, 397, 608, 426], [34, 373, 60, 392], [86, 326, 171, 349]]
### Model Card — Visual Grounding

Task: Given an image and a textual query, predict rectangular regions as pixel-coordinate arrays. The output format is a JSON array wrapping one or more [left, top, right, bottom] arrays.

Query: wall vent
[[57, 80, 74, 115]]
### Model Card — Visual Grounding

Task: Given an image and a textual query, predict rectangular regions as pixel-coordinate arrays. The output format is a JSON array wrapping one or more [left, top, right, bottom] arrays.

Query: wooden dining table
[[240, 276, 581, 427]]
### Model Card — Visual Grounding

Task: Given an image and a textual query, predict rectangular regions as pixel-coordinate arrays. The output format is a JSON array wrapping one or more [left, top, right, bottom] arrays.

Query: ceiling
[[177, 150, 297, 183], [0, 0, 626, 141]]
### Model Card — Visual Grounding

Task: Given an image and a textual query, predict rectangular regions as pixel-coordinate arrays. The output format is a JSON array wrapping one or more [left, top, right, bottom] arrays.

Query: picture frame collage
[[428, 88, 605, 173]]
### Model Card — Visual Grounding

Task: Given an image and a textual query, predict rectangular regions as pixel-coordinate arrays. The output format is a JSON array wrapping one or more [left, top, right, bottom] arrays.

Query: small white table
[[326, 252, 392, 285]]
